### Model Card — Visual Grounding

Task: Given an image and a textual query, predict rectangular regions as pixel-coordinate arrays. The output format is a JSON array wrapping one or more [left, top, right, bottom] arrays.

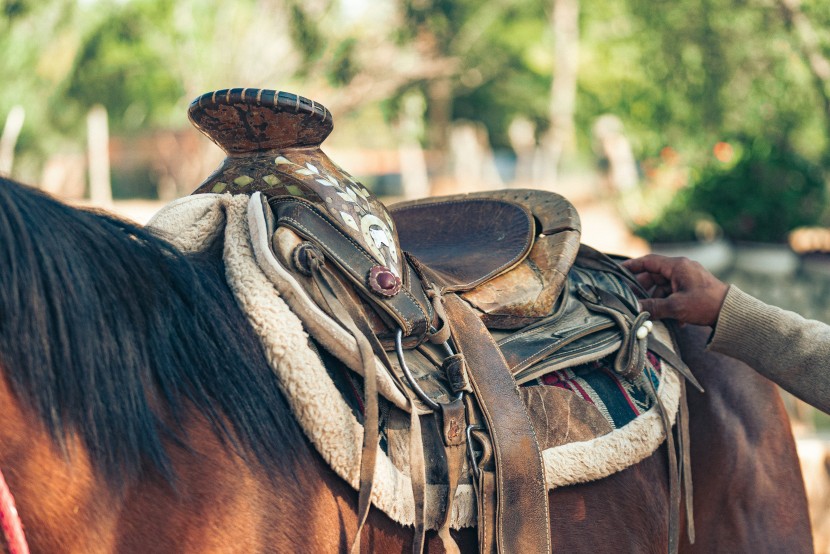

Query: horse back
[[678, 325, 813, 553]]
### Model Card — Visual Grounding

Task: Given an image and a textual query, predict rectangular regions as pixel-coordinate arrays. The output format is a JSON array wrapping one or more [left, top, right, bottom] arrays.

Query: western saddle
[[188, 89, 699, 553]]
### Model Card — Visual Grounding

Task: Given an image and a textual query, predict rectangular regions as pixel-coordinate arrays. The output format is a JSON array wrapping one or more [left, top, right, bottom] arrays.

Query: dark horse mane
[[0, 178, 309, 490]]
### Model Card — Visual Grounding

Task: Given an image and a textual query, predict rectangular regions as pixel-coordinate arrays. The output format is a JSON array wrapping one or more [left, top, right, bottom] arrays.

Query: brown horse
[[0, 178, 812, 553]]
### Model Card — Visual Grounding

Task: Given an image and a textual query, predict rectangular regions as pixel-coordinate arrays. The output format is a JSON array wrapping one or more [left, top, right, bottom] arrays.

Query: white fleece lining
[[147, 193, 681, 530]]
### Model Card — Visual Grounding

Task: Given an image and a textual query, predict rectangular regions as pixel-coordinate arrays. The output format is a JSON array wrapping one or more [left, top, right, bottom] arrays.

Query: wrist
[[707, 282, 729, 327]]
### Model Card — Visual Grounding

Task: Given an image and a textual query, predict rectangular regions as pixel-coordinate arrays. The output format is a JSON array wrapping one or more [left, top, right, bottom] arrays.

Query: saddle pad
[[147, 192, 683, 531]]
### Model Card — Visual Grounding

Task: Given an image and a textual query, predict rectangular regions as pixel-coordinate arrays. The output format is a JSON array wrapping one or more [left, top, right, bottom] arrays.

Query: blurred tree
[[591, 0, 829, 162], [394, 0, 551, 175], [1, 0, 304, 188], [0, 0, 85, 180], [64, 1, 183, 134], [778, 0, 830, 144], [545, 0, 580, 180], [3, 0, 830, 193]]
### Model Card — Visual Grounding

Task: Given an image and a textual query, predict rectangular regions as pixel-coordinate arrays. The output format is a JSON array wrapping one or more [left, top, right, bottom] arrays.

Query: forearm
[[708, 286, 830, 414]]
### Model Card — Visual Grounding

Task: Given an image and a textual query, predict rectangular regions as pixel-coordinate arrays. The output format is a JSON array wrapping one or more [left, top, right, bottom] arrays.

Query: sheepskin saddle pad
[[147, 190, 695, 531]]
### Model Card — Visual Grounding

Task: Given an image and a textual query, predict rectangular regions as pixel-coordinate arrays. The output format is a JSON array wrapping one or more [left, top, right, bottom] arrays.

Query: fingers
[[622, 254, 676, 278], [638, 297, 676, 320], [652, 284, 672, 298], [626, 255, 727, 326]]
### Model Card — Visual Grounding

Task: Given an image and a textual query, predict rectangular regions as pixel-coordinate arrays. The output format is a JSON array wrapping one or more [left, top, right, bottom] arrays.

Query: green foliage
[[631, 201, 719, 244], [289, 3, 327, 69], [582, 0, 829, 160], [687, 139, 827, 243], [327, 37, 359, 86], [64, 1, 183, 134], [390, 0, 551, 147], [3, 0, 830, 193]]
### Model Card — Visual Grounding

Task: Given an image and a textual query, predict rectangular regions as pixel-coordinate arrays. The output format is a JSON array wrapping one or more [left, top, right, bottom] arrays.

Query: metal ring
[[429, 325, 456, 358], [395, 329, 441, 411], [394, 329, 463, 411]]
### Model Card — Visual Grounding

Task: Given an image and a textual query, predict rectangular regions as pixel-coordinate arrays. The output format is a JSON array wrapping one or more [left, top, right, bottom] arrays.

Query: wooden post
[[508, 117, 538, 187], [87, 104, 112, 204], [398, 93, 430, 200], [0, 105, 25, 176], [544, 0, 580, 182], [592, 114, 638, 194]]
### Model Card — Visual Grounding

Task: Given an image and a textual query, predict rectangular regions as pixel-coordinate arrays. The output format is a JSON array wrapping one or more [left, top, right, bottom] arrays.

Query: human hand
[[621, 254, 729, 327]]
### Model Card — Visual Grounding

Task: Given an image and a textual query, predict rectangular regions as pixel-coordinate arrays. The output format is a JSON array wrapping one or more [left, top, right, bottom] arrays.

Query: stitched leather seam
[[272, 199, 383, 269], [403, 253, 434, 323], [277, 199, 432, 333], [504, 323, 618, 371]]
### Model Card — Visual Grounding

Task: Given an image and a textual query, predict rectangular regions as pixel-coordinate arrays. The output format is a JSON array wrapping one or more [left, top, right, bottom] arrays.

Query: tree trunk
[[544, 0, 580, 182], [427, 76, 454, 184]]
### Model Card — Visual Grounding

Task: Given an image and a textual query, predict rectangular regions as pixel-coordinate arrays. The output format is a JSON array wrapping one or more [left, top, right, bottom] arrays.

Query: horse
[[0, 177, 812, 553]]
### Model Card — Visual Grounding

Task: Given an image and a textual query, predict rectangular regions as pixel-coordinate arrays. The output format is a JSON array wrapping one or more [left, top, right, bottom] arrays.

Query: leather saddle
[[187, 88, 698, 554]]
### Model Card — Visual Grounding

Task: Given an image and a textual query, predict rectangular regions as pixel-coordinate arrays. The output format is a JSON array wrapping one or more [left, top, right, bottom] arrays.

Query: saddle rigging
[[188, 88, 700, 554]]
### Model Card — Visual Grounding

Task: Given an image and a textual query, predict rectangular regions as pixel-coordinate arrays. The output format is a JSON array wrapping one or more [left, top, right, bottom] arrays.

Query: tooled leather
[[270, 197, 433, 340]]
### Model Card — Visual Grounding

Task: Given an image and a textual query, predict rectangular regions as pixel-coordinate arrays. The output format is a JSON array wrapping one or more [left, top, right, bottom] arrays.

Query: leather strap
[[665, 320, 696, 544], [442, 294, 551, 554], [272, 197, 434, 340], [647, 337, 704, 393], [310, 264, 430, 554], [678, 379, 695, 544], [586, 283, 705, 393], [476, 468, 497, 554], [306, 259, 379, 554], [436, 400, 466, 554], [640, 371, 680, 554]]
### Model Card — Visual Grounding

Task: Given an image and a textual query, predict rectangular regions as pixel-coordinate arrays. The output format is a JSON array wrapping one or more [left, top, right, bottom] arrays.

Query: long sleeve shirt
[[708, 286, 830, 414]]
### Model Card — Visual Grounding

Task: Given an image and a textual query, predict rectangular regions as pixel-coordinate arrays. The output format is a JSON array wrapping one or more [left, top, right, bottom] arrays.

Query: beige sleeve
[[708, 285, 830, 414]]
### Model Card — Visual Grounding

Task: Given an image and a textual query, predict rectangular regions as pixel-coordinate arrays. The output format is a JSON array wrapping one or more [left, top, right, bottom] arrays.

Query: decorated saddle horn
[[189, 88, 403, 281], [189, 88, 435, 345]]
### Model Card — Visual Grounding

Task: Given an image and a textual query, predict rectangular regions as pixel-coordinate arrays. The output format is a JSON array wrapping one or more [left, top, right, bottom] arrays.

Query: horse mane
[[0, 178, 311, 489]]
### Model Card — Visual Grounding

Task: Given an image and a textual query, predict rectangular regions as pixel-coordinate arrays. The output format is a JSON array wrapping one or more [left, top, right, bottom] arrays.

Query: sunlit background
[[2, 0, 830, 547]]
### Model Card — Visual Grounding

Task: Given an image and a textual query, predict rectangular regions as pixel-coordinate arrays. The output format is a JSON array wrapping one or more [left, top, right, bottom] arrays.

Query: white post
[[398, 93, 430, 200], [544, 0, 580, 182], [87, 104, 112, 204], [593, 114, 638, 193], [0, 105, 25, 176]]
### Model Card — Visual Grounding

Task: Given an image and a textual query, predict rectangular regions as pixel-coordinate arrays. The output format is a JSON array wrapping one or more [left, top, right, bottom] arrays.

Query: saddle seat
[[390, 190, 582, 329]]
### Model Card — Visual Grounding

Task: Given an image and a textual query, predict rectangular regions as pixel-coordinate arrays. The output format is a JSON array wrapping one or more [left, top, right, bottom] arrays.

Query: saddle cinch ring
[[394, 328, 462, 412]]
